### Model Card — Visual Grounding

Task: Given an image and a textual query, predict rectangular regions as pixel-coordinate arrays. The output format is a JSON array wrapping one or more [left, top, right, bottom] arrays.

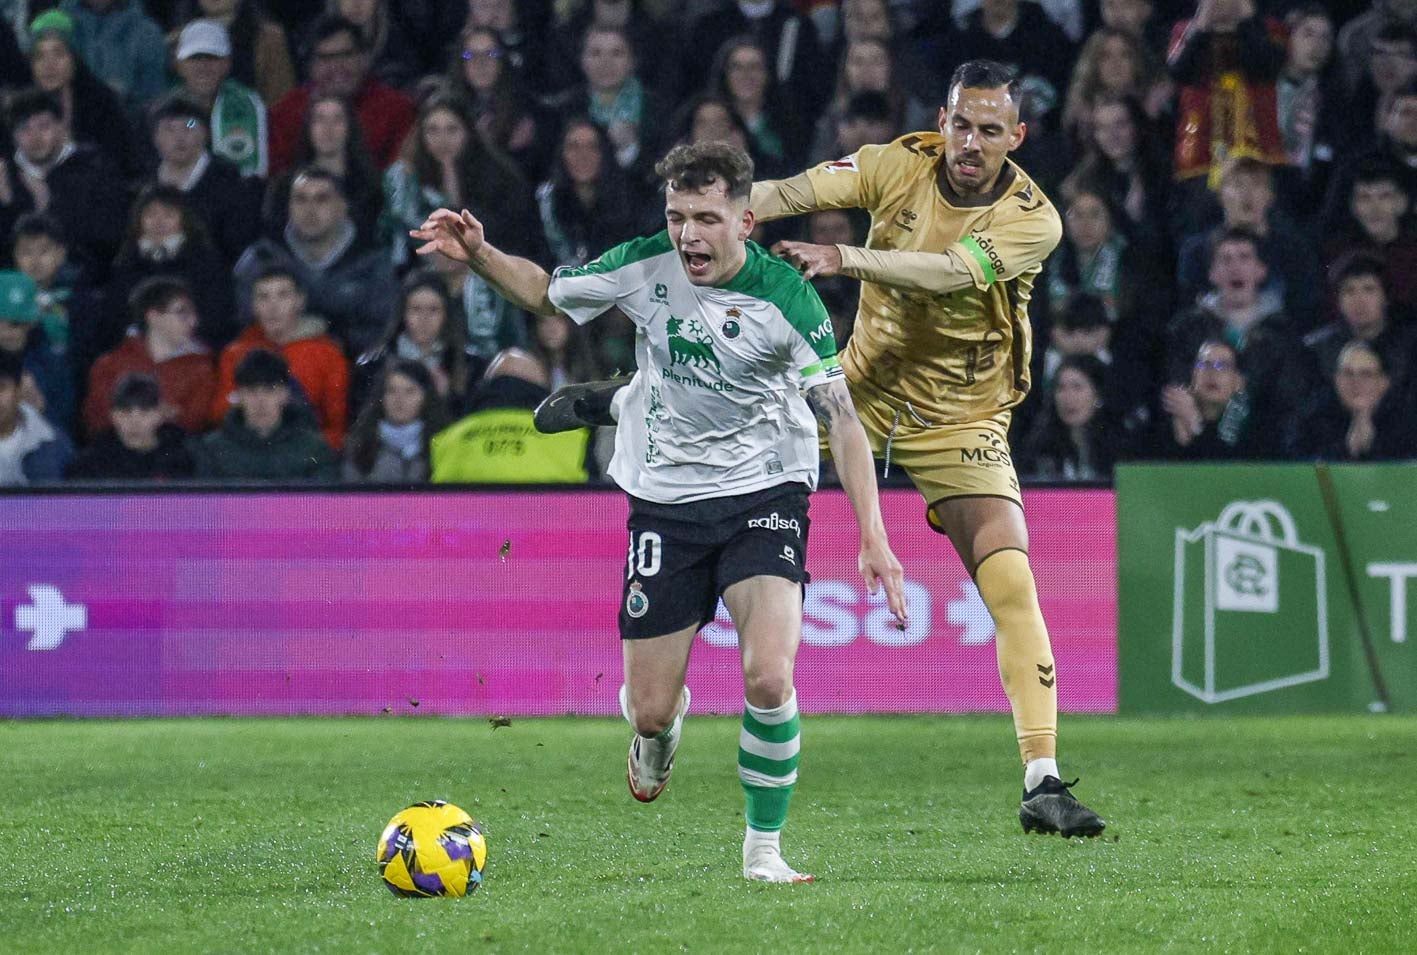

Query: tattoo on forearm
[[806, 381, 858, 430]]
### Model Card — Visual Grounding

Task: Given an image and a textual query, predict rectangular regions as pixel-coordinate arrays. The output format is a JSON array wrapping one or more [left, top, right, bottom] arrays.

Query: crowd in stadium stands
[[1, 0, 1416, 488]]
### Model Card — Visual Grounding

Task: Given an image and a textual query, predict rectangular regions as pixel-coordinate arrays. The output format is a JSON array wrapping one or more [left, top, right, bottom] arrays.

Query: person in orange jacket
[[212, 263, 349, 450]]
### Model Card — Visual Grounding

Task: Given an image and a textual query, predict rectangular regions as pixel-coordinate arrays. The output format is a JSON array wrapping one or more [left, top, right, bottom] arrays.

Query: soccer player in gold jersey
[[538, 60, 1104, 837]]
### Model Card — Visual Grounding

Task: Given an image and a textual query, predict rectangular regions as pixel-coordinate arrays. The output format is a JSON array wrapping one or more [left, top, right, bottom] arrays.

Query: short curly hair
[[655, 142, 754, 201]]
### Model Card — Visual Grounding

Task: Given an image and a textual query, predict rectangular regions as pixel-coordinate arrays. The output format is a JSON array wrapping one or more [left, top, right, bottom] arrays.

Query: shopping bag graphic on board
[[1172, 500, 1329, 703]]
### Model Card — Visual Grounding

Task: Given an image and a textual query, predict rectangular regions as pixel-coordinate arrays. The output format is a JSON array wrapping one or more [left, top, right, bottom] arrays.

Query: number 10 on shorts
[[627, 531, 662, 578]]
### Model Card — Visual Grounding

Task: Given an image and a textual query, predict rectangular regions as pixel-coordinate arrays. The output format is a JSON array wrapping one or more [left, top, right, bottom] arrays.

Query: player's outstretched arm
[[774, 240, 978, 294], [805, 379, 908, 625], [749, 173, 821, 223], [410, 208, 559, 317]]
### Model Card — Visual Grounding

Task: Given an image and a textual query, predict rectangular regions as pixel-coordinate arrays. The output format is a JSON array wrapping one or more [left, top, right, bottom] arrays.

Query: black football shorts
[[618, 482, 811, 640]]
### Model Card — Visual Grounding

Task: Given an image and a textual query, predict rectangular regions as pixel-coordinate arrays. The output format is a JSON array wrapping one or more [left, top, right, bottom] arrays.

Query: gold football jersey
[[794, 132, 1062, 425]]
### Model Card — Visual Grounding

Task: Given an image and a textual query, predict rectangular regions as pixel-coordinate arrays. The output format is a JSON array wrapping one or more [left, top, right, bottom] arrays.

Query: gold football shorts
[[821, 393, 1022, 531]]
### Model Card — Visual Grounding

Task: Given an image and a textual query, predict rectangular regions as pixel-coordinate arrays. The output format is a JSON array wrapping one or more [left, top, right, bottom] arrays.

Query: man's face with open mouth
[[664, 180, 751, 286]]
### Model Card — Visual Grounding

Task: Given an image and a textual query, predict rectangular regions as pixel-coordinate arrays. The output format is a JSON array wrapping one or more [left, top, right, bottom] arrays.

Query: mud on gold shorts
[[820, 396, 1021, 532]]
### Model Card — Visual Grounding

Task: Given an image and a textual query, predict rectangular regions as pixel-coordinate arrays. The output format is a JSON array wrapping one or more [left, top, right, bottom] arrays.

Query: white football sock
[[744, 827, 781, 853], [1025, 757, 1059, 792]]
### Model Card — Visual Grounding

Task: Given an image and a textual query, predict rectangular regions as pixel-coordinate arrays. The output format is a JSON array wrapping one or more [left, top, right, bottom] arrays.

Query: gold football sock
[[974, 548, 1057, 765]]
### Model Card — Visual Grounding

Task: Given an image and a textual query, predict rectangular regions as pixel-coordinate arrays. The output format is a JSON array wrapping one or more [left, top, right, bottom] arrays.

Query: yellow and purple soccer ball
[[377, 800, 487, 897]]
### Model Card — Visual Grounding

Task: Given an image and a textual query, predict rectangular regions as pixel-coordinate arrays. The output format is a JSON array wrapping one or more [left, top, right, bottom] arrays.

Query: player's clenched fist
[[771, 240, 843, 281], [410, 208, 486, 266]]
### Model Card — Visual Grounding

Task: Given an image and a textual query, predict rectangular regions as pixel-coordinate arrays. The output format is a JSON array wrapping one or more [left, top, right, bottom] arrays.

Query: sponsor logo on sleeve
[[824, 154, 859, 173]]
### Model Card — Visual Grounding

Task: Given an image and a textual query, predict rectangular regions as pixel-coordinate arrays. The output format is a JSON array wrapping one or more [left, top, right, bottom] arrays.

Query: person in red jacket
[[84, 276, 216, 441], [212, 263, 349, 450], [267, 14, 414, 175]]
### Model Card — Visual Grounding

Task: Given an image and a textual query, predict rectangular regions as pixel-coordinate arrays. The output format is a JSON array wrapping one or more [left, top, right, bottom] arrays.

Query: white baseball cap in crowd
[[177, 19, 232, 60]]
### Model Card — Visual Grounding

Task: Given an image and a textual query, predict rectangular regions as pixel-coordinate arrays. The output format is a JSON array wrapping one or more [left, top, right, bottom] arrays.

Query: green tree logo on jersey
[[665, 316, 721, 372]]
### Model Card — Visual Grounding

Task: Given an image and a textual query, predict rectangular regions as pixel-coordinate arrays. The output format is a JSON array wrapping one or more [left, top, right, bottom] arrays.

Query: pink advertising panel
[[0, 490, 1115, 716]]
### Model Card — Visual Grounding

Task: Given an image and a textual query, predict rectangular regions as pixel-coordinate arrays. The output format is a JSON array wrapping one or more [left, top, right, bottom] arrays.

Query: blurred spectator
[[954, 0, 1084, 43], [1166, 228, 1310, 455], [422, 249, 530, 366], [0, 88, 129, 277], [1153, 338, 1254, 459], [67, 372, 196, 479], [84, 275, 216, 439], [709, 36, 806, 172], [1304, 252, 1417, 390], [0, 347, 72, 485], [172, 18, 269, 179], [24, 10, 140, 181], [108, 185, 235, 350], [316, 0, 421, 90], [382, 93, 541, 271], [267, 14, 415, 174], [1337, 0, 1417, 95], [1045, 186, 1170, 345], [461, 0, 551, 89], [955, 0, 1075, 126], [677, 1, 829, 120], [1275, 4, 1338, 219], [444, 26, 545, 177], [672, 95, 754, 155], [430, 347, 590, 484], [1175, 158, 1321, 328], [235, 165, 397, 354], [1167, 0, 1287, 191], [548, 0, 670, 95], [809, 35, 929, 165], [1290, 340, 1417, 460], [146, 92, 263, 266], [1321, 160, 1417, 312], [174, 0, 295, 109], [10, 214, 106, 395], [1321, 83, 1417, 229], [1098, 0, 1167, 52], [1016, 354, 1126, 481], [263, 94, 384, 242], [551, 24, 667, 174], [827, 91, 899, 161], [525, 312, 602, 392], [535, 117, 647, 270], [0, 269, 76, 433], [1062, 97, 1172, 253], [192, 347, 339, 480], [1061, 27, 1172, 146], [342, 357, 448, 482], [352, 269, 482, 416], [58, 0, 168, 114], [214, 263, 348, 449], [1331, 22, 1417, 163]]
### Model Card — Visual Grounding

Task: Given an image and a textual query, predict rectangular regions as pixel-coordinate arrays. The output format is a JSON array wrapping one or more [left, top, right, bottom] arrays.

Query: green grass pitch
[[2, 715, 1414, 954]]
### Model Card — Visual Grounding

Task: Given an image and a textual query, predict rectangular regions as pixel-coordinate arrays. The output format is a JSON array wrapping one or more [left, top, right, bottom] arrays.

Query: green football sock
[[739, 691, 800, 833]]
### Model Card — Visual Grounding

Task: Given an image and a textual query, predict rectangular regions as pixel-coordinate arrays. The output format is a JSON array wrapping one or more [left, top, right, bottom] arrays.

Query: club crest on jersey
[[666, 316, 721, 371], [626, 581, 649, 618], [722, 307, 742, 339]]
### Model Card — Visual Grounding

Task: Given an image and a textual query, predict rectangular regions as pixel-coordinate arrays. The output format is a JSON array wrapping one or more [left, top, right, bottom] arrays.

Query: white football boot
[[623, 685, 690, 803]]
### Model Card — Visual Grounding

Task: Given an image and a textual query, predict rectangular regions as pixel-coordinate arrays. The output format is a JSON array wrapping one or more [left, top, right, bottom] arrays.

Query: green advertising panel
[[1117, 465, 1388, 714], [1320, 464, 1417, 710]]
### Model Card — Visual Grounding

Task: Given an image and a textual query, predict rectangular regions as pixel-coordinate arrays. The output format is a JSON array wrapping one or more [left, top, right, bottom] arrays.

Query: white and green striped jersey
[[548, 231, 843, 504]]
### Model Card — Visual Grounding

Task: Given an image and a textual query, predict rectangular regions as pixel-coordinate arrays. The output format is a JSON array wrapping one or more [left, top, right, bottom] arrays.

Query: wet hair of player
[[949, 60, 1022, 105], [655, 142, 754, 201]]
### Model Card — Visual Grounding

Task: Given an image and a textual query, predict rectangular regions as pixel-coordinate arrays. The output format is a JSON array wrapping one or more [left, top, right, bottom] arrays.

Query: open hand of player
[[410, 209, 486, 267], [860, 535, 909, 627], [771, 240, 843, 281]]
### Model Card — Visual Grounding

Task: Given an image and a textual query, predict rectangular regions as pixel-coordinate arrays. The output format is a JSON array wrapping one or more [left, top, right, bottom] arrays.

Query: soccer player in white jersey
[[411, 142, 907, 884]]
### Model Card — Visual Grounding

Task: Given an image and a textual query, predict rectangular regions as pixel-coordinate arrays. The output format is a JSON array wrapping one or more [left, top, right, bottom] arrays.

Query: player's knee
[[744, 669, 793, 710], [626, 695, 678, 737]]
